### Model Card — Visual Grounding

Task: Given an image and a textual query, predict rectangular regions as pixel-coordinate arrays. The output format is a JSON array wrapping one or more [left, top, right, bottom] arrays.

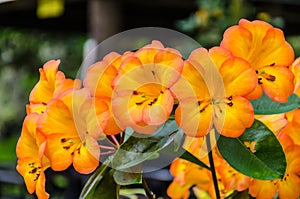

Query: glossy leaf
[[113, 169, 142, 186], [79, 159, 111, 199], [251, 93, 300, 115], [112, 120, 179, 170], [217, 119, 286, 180], [161, 143, 210, 170], [92, 170, 120, 199]]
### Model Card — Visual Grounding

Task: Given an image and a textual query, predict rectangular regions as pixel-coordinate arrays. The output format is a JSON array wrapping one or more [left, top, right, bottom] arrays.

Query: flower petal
[[260, 66, 294, 102], [217, 96, 254, 137], [219, 57, 257, 96]]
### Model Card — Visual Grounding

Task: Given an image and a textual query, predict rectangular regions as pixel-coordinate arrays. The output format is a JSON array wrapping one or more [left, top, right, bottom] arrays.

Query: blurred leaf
[[161, 144, 210, 170], [92, 170, 120, 199], [53, 174, 68, 188], [217, 120, 286, 180], [251, 93, 300, 115], [0, 135, 18, 164], [80, 159, 111, 199], [113, 170, 142, 186], [112, 120, 179, 170], [119, 188, 147, 199]]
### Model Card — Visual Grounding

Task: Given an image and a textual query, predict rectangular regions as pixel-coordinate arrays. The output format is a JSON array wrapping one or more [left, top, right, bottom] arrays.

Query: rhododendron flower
[[249, 145, 300, 199], [84, 52, 134, 135], [221, 19, 295, 102], [16, 113, 50, 199], [38, 89, 109, 173], [27, 60, 81, 114], [111, 41, 184, 134], [168, 136, 250, 199], [173, 47, 256, 137]]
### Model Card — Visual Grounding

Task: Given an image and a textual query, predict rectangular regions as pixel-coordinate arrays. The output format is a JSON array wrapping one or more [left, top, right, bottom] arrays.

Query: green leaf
[[217, 119, 286, 180], [179, 148, 211, 170], [251, 93, 300, 115], [92, 170, 120, 199], [113, 169, 142, 186], [160, 142, 210, 170], [112, 120, 179, 170], [79, 158, 111, 199]]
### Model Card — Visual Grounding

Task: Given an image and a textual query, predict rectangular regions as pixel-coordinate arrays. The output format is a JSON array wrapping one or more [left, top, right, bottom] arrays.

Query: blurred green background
[[0, 0, 300, 198]]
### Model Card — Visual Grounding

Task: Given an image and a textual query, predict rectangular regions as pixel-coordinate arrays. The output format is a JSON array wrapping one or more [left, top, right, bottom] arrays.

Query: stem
[[142, 177, 156, 199], [206, 133, 221, 199]]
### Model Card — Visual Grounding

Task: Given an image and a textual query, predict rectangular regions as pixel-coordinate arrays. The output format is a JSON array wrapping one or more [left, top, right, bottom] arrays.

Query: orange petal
[[73, 139, 100, 174], [245, 83, 263, 100], [38, 99, 77, 137], [142, 89, 174, 125], [208, 47, 233, 69], [217, 96, 254, 137], [175, 99, 213, 137], [35, 171, 50, 199], [260, 66, 294, 102], [44, 133, 79, 171], [29, 60, 65, 104], [84, 60, 117, 98], [249, 179, 278, 199], [219, 57, 257, 96], [188, 48, 226, 100], [291, 57, 300, 95]]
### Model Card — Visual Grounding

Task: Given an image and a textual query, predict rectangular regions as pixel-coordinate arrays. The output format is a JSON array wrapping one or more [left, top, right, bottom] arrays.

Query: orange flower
[[220, 19, 295, 102], [167, 135, 250, 199], [279, 109, 300, 146], [249, 145, 300, 199], [38, 88, 109, 174], [172, 47, 256, 137], [111, 41, 184, 134], [16, 113, 50, 199], [27, 60, 81, 114], [84, 52, 133, 135]]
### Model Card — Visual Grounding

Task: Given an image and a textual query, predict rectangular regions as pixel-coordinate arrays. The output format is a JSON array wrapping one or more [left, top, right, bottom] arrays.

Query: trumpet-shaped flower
[[27, 60, 81, 114], [220, 19, 295, 102], [111, 41, 184, 134], [38, 89, 109, 173], [16, 113, 50, 199], [84, 52, 134, 135], [172, 47, 257, 137]]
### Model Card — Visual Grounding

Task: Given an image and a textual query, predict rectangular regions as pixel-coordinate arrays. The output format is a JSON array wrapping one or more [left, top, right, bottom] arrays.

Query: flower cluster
[[16, 19, 298, 199], [168, 19, 300, 199]]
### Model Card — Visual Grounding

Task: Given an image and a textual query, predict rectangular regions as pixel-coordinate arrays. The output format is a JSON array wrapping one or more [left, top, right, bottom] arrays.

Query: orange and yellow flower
[[220, 19, 295, 102], [84, 51, 134, 135], [167, 136, 250, 199], [111, 41, 184, 134], [26, 60, 81, 114], [16, 113, 50, 199], [38, 88, 109, 174], [172, 47, 257, 137]]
